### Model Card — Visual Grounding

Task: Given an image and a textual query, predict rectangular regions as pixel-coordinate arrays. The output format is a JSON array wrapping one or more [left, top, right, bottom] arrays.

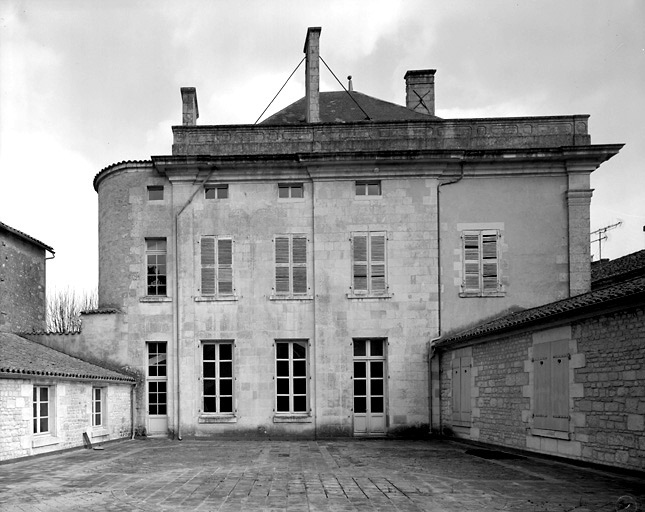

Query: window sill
[[277, 198, 305, 203], [269, 295, 313, 301], [198, 415, 237, 424], [32, 435, 60, 448], [459, 291, 505, 298], [354, 195, 382, 200], [140, 296, 172, 303], [347, 293, 393, 300], [91, 427, 109, 438], [530, 428, 570, 440], [273, 414, 313, 424], [195, 296, 239, 303]]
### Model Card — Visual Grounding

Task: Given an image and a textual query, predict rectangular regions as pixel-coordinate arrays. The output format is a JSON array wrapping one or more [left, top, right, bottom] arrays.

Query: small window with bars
[[200, 236, 234, 296], [351, 231, 387, 295], [274, 235, 308, 297], [461, 230, 501, 296]]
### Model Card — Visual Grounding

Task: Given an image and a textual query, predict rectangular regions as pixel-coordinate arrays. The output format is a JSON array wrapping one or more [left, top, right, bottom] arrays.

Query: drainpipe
[[173, 165, 217, 441], [305, 165, 317, 439]]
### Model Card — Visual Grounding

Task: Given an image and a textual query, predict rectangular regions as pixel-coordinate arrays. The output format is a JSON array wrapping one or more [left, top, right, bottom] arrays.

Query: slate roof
[[261, 91, 441, 125], [435, 274, 645, 348], [0, 221, 54, 254], [0, 332, 134, 383], [591, 250, 645, 288]]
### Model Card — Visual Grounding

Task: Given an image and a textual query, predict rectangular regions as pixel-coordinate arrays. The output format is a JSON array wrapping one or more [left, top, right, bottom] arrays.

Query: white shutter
[[292, 236, 307, 294], [463, 232, 481, 292], [353, 234, 368, 292], [481, 231, 499, 293], [275, 237, 290, 294], [370, 233, 386, 293], [201, 237, 216, 296], [217, 239, 233, 295]]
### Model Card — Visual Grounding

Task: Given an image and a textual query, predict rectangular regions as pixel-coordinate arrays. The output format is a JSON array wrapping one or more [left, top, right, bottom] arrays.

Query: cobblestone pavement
[[0, 438, 643, 511]]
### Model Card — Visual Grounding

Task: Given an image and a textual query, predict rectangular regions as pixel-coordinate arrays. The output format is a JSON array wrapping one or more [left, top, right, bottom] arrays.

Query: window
[[275, 341, 308, 414], [148, 342, 167, 416], [351, 232, 387, 295], [202, 342, 234, 414], [33, 386, 52, 434], [461, 230, 501, 296], [205, 185, 228, 199], [92, 387, 105, 427], [278, 183, 303, 199], [146, 238, 167, 296], [534, 339, 569, 432], [274, 235, 307, 296], [147, 186, 164, 201], [355, 181, 381, 196], [200, 236, 233, 296], [451, 355, 472, 425]]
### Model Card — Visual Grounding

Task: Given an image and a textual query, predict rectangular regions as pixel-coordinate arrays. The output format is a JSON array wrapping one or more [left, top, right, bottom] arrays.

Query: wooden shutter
[[533, 342, 551, 429], [451, 358, 461, 421], [275, 237, 290, 294], [353, 234, 368, 292], [217, 239, 233, 295], [201, 237, 216, 295], [551, 339, 570, 431], [462, 232, 481, 292], [481, 231, 499, 293], [370, 233, 386, 293], [452, 356, 471, 423], [292, 236, 307, 294]]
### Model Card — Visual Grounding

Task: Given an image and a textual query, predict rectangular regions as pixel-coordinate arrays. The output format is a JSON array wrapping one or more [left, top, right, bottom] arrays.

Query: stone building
[[85, 27, 621, 440]]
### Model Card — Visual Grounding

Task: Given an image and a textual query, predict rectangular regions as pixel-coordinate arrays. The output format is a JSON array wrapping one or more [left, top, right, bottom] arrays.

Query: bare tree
[[46, 288, 98, 333]]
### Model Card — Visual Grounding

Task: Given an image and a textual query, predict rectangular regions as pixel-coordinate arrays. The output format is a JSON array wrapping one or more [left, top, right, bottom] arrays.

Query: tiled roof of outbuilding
[[0, 221, 54, 254], [591, 250, 645, 288], [261, 91, 441, 125], [435, 275, 645, 348], [0, 332, 135, 383]]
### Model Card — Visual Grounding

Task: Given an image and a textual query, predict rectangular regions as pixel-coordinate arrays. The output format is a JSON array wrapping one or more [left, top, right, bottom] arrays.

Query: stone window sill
[[32, 435, 60, 448], [273, 415, 312, 423], [198, 415, 237, 424], [354, 195, 382, 201], [195, 296, 239, 303], [91, 427, 109, 438], [269, 295, 313, 301], [347, 293, 393, 300], [530, 428, 570, 440], [459, 292, 505, 298], [140, 296, 172, 303]]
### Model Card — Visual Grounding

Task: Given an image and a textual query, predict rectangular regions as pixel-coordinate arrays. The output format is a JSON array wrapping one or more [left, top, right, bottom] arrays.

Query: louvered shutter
[[292, 236, 307, 294], [275, 237, 290, 294], [217, 239, 233, 295], [551, 339, 570, 431], [460, 356, 472, 422], [481, 231, 499, 293], [463, 232, 481, 292], [201, 237, 216, 296], [451, 358, 461, 421], [353, 234, 368, 292], [370, 234, 386, 293], [533, 342, 551, 429]]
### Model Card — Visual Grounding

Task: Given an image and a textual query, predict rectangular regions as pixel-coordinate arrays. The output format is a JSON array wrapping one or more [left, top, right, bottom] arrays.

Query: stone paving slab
[[0, 438, 642, 511]]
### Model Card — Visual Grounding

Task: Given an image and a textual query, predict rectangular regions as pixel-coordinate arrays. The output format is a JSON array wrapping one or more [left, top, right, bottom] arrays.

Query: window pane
[[354, 397, 367, 413], [355, 183, 366, 196], [293, 378, 307, 395], [292, 342, 307, 359], [354, 379, 366, 396], [40, 403, 48, 417], [220, 397, 233, 413], [220, 379, 233, 396], [291, 185, 303, 198], [293, 360, 306, 377], [204, 396, 216, 413], [367, 182, 380, 195], [148, 186, 164, 200], [370, 340, 383, 357], [40, 387, 48, 401], [354, 340, 366, 357], [354, 361, 366, 378], [40, 418, 48, 433], [205, 187, 216, 199], [203, 362, 216, 378], [371, 379, 384, 396], [158, 404, 167, 415], [277, 396, 290, 412], [293, 396, 307, 412], [216, 186, 228, 199], [276, 343, 289, 360], [278, 185, 289, 198], [203, 344, 216, 361], [370, 361, 383, 378], [277, 378, 290, 394], [276, 361, 289, 377], [371, 397, 384, 413], [219, 361, 232, 378], [203, 380, 216, 396]]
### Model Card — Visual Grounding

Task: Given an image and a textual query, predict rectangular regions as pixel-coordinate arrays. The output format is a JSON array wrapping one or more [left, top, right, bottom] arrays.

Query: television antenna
[[590, 220, 622, 261]]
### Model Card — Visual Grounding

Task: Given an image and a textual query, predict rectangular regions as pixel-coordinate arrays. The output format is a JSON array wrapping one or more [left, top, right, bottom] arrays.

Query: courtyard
[[0, 438, 642, 511]]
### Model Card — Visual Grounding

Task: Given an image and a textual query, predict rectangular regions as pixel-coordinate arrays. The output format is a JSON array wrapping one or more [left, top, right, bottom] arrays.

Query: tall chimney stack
[[181, 87, 199, 126], [304, 27, 321, 123], [404, 69, 436, 116]]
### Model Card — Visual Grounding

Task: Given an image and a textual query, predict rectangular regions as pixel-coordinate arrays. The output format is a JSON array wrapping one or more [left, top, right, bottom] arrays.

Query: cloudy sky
[[1, 0, 643, 295]]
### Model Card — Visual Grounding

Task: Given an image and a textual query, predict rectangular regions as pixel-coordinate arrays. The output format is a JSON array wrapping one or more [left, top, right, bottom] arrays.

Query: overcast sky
[[1, 0, 643, 295]]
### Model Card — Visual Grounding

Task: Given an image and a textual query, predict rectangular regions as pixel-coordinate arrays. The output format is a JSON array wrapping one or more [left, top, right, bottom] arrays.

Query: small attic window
[[147, 186, 164, 201], [205, 185, 229, 199], [355, 181, 381, 196]]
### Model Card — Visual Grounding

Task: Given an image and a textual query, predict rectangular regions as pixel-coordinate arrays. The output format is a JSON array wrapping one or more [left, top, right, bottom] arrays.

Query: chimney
[[404, 69, 436, 116], [181, 87, 199, 126], [304, 27, 321, 123]]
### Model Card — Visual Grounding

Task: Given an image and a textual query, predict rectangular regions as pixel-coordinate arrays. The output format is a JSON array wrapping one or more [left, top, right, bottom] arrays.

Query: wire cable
[[254, 57, 306, 124], [320, 55, 371, 120]]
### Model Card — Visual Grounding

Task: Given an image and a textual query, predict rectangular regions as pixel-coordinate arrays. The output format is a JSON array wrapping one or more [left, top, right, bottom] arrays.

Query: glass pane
[[205, 187, 216, 199], [219, 362, 232, 378], [40, 387, 48, 401], [33, 403, 37, 417], [204, 396, 216, 413], [293, 396, 307, 412], [354, 397, 366, 413], [371, 379, 384, 396], [203, 344, 216, 360], [291, 185, 303, 199], [95, 414, 101, 426], [40, 418, 48, 432], [370, 340, 384, 357], [371, 397, 384, 413], [276, 378, 289, 394], [293, 378, 307, 395], [367, 183, 380, 195], [276, 343, 289, 359], [220, 397, 233, 412], [353, 340, 366, 357], [157, 365, 167, 377], [158, 392, 167, 404], [354, 361, 366, 378], [203, 380, 216, 396], [370, 361, 383, 378], [354, 379, 366, 396], [293, 360, 306, 377], [292, 342, 306, 359], [149, 382, 158, 393], [203, 362, 216, 378], [278, 185, 289, 198], [355, 183, 365, 196], [276, 361, 289, 377], [277, 396, 289, 412], [158, 404, 167, 415], [219, 343, 232, 360], [220, 379, 232, 396], [40, 404, 48, 417], [216, 186, 228, 199], [33, 387, 37, 401], [33, 418, 37, 433]]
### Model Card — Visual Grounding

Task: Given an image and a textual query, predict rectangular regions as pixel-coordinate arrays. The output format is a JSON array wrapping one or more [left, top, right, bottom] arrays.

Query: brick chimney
[[304, 27, 321, 123], [404, 69, 436, 116], [181, 87, 199, 126]]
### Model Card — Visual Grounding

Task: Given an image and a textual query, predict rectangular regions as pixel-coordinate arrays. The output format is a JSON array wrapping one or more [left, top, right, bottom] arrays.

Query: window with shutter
[[274, 235, 308, 297], [200, 236, 234, 297], [461, 230, 501, 296], [351, 232, 387, 295], [533, 339, 569, 432]]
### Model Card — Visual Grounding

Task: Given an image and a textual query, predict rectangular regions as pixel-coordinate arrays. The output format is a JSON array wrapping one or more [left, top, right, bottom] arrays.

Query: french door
[[353, 339, 386, 436]]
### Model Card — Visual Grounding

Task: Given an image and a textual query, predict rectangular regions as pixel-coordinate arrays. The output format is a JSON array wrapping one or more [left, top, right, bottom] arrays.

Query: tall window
[[275, 341, 308, 414], [146, 238, 167, 296], [278, 183, 303, 199], [461, 230, 501, 296], [534, 339, 569, 432], [274, 235, 307, 296], [351, 232, 387, 295], [33, 386, 52, 434], [202, 342, 234, 414], [148, 342, 167, 416], [355, 181, 381, 196], [92, 388, 105, 427], [200, 236, 233, 296]]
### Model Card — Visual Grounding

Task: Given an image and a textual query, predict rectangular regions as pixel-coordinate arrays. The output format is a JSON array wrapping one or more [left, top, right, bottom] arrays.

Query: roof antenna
[[348, 75, 353, 92]]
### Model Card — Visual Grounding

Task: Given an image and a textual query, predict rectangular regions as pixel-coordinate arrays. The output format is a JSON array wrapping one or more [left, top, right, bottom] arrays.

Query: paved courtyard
[[0, 438, 642, 511]]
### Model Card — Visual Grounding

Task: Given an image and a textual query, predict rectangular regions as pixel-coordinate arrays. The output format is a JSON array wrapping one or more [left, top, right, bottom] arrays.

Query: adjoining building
[[84, 27, 621, 440], [433, 251, 645, 471]]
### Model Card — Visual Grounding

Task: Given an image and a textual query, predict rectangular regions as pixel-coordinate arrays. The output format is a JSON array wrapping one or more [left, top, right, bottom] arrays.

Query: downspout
[[173, 165, 218, 441], [131, 383, 136, 440], [305, 165, 317, 439]]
